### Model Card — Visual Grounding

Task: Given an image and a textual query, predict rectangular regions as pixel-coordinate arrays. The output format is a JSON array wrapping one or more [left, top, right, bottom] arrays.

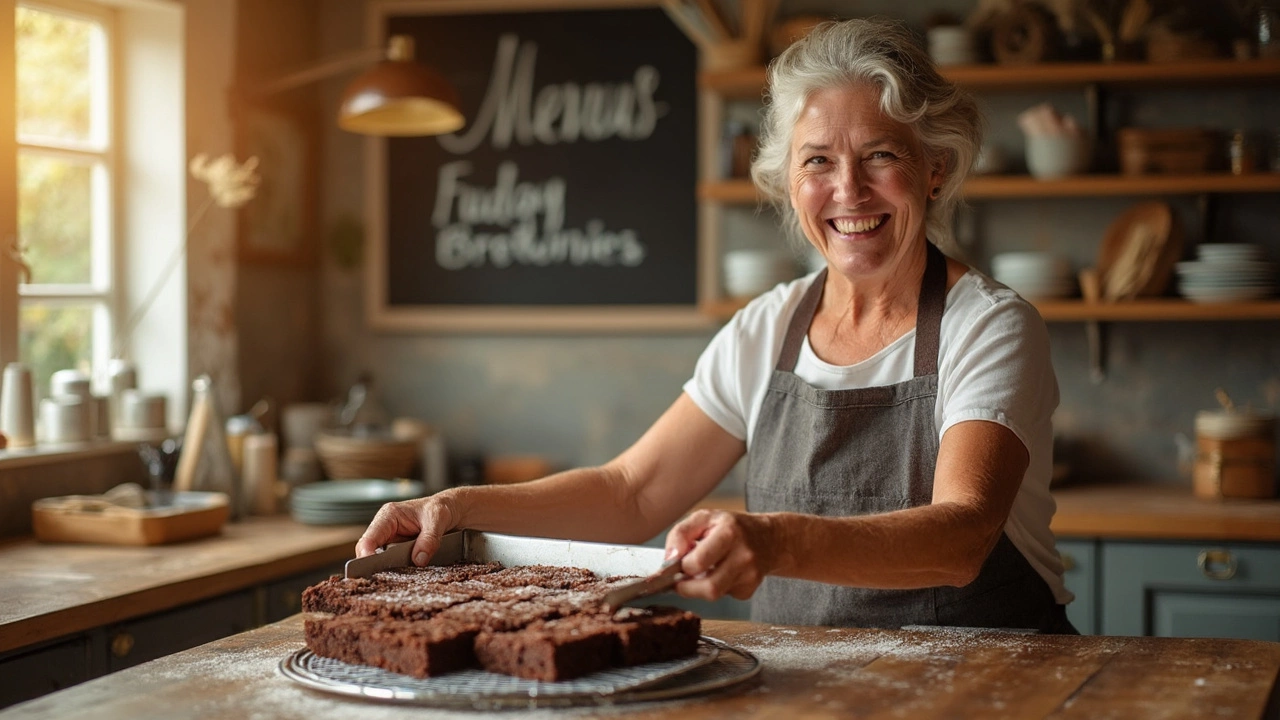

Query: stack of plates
[[1177, 244, 1276, 303], [991, 252, 1076, 299], [290, 479, 425, 526]]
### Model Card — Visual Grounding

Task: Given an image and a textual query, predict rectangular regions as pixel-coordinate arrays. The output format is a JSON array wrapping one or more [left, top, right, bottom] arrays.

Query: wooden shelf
[[699, 173, 1280, 204], [699, 57, 1280, 98], [965, 173, 1280, 198], [703, 297, 1280, 323]]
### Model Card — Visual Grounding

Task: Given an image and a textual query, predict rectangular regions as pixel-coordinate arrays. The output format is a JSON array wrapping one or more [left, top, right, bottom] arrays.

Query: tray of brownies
[[281, 531, 760, 709]]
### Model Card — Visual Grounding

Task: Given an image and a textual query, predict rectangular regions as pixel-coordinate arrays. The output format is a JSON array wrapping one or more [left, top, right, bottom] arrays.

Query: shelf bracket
[[1085, 319, 1107, 384]]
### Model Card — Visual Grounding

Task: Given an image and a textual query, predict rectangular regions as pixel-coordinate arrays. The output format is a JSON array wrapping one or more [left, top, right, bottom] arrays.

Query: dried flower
[[189, 153, 261, 209]]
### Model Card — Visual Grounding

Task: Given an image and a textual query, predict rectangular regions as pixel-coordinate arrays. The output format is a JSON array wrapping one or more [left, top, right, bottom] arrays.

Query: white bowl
[[1025, 135, 1091, 180]]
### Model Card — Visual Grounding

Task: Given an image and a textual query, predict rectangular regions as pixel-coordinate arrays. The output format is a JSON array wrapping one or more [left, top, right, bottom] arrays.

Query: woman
[[357, 18, 1075, 633]]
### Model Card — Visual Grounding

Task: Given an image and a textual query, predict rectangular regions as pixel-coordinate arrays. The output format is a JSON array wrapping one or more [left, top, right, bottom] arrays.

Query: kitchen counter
[[0, 517, 365, 655], [3, 616, 1278, 719], [695, 484, 1280, 542]]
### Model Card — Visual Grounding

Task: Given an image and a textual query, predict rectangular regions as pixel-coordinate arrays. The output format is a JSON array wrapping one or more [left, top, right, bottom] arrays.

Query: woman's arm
[[356, 393, 746, 566], [669, 419, 1027, 599]]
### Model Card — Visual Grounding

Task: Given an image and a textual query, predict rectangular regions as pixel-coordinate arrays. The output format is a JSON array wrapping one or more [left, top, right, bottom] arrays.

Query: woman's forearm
[[767, 502, 1006, 589], [442, 464, 667, 545]]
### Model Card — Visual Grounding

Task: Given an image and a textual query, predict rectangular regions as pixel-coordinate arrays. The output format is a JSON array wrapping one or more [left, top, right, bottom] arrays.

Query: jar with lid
[[1229, 130, 1256, 175], [1192, 410, 1276, 499]]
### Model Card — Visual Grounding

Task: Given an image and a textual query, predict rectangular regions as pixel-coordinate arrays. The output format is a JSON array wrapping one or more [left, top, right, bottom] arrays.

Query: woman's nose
[[832, 164, 870, 205]]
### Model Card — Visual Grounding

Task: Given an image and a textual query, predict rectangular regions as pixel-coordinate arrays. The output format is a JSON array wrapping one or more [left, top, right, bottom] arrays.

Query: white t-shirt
[[683, 269, 1071, 604]]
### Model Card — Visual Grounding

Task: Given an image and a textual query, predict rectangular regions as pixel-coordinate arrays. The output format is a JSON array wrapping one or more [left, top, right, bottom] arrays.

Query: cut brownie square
[[356, 618, 479, 678], [610, 606, 702, 666], [474, 616, 618, 681], [304, 614, 376, 666]]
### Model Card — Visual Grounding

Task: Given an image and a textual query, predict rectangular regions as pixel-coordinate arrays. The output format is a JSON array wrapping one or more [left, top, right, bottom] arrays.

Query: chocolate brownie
[[474, 616, 618, 681], [301, 562, 701, 681]]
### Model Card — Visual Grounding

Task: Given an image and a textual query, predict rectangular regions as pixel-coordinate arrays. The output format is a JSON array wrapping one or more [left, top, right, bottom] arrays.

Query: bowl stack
[[1176, 244, 1276, 303], [991, 252, 1076, 299], [290, 479, 425, 525]]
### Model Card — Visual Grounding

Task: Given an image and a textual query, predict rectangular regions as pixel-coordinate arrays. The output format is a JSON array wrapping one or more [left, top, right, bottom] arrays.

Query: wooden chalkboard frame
[[365, 0, 714, 332]]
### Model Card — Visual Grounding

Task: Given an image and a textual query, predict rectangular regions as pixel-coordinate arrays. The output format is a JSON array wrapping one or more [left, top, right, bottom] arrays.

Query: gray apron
[[745, 242, 1074, 633]]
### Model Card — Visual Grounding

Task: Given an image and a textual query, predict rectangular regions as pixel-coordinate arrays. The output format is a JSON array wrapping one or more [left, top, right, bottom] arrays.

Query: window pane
[[18, 152, 94, 285], [16, 6, 101, 143], [20, 303, 95, 401]]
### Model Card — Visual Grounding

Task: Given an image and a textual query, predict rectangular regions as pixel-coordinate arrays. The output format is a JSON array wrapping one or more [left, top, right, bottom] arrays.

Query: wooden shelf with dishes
[[702, 296, 1280, 323], [699, 173, 1280, 203], [698, 57, 1280, 99], [697, 56, 1280, 324]]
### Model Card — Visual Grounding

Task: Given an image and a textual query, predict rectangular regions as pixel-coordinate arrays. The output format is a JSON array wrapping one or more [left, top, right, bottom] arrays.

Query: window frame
[[14, 0, 118, 395]]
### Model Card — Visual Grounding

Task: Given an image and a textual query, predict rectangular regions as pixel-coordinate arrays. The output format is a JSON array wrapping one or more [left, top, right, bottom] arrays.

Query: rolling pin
[[173, 376, 212, 492]]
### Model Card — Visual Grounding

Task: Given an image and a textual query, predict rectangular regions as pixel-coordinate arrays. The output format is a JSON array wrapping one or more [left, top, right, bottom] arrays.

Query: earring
[[929, 186, 941, 199]]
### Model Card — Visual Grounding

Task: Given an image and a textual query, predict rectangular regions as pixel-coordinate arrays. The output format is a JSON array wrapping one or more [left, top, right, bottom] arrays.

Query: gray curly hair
[[750, 18, 984, 251]]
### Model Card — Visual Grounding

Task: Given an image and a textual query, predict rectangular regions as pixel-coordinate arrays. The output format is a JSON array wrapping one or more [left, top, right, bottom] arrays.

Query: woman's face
[[789, 82, 943, 282]]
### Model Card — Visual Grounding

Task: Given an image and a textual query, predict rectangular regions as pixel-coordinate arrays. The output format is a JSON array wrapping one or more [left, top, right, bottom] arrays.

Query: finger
[[664, 510, 715, 561], [410, 500, 455, 567], [679, 516, 739, 577], [355, 502, 421, 558]]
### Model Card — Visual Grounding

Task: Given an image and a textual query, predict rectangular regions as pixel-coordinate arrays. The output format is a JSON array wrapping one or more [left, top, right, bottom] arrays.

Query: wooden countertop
[[695, 484, 1280, 542], [4, 616, 1278, 719], [0, 517, 364, 655]]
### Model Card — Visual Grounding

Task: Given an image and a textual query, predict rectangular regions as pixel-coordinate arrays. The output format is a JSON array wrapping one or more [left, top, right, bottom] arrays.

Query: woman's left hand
[[664, 509, 783, 601]]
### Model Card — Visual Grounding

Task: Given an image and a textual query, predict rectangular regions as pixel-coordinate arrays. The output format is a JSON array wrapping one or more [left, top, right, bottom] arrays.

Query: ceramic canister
[[1193, 410, 1277, 500]]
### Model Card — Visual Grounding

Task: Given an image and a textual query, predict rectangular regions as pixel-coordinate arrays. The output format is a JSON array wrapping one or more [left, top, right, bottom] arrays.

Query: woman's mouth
[[830, 214, 888, 235]]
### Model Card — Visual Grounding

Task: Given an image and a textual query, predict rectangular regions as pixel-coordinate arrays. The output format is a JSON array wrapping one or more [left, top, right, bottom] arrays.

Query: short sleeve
[[683, 316, 749, 440], [937, 294, 1059, 452]]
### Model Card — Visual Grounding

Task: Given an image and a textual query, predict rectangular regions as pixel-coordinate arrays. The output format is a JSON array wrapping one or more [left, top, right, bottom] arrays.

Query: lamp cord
[[111, 194, 216, 360]]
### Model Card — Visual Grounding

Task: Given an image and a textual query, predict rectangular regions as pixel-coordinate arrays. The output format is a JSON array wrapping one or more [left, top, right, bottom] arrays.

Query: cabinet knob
[[1059, 552, 1076, 572], [111, 632, 135, 658], [1197, 549, 1237, 580]]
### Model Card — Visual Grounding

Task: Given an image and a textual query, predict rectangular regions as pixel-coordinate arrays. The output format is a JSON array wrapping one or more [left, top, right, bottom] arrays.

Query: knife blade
[[344, 540, 415, 579], [601, 556, 684, 611]]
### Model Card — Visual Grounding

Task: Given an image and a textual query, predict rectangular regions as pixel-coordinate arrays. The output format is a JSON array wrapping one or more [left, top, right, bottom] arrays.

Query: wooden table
[[2, 617, 1277, 719], [0, 517, 365, 654]]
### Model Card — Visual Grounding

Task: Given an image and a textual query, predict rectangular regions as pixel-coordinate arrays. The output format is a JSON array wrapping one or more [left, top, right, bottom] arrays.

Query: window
[[15, 0, 114, 402]]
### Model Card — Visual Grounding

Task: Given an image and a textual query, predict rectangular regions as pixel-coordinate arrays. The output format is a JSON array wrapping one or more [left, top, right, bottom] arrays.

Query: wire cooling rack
[[278, 636, 760, 709]]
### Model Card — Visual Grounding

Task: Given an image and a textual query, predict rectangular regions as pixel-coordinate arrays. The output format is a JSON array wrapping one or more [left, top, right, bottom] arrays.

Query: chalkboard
[[369, 2, 706, 331]]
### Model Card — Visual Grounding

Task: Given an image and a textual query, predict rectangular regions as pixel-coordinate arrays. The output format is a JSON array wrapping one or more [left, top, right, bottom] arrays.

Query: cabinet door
[[1102, 541, 1280, 639], [1057, 538, 1097, 635], [0, 636, 93, 709], [105, 591, 256, 672], [262, 564, 344, 624], [1151, 592, 1280, 640]]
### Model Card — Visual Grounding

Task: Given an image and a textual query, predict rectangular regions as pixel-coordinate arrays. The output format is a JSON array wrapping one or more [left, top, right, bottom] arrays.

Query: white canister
[[50, 369, 92, 400], [0, 363, 36, 448], [117, 389, 168, 431], [40, 396, 90, 444]]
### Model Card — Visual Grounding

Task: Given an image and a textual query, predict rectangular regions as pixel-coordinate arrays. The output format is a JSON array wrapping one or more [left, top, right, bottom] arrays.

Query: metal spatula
[[601, 557, 684, 611], [345, 540, 415, 579]]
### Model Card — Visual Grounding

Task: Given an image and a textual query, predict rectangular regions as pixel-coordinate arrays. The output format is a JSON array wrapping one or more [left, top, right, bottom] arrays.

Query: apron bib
[[745, 243, 1071, 632]]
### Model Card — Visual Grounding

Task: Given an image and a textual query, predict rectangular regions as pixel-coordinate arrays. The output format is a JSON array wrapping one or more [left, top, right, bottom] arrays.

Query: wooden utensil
[[1097, 201, 1182, 301]]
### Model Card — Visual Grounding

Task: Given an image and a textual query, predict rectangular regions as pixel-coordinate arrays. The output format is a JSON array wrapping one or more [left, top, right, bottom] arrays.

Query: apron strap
[[913, 241, 947, 377], [776, 242, 948, 378]]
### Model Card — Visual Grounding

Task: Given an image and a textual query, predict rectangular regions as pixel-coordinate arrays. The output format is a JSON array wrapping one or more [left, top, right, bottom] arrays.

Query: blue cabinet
[[1101, 541, 1280, 639], [1057, 538, 1098, 635]]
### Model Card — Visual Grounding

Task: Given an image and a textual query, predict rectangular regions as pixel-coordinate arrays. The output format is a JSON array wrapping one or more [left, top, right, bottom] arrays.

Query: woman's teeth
[[832, 215, 885, 234]]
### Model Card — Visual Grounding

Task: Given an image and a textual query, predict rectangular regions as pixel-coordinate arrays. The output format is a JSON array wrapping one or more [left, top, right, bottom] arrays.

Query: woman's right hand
[[355, 492, 460, 566]]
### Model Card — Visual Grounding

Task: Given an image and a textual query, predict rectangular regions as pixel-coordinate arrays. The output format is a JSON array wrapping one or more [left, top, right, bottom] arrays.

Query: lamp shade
[[337, 35, 464, 137]]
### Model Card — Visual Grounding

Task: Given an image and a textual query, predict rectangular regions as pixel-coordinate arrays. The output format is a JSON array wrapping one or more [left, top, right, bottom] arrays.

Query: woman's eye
[[869, 151, 896, 160], [804, 156, 828, 166]]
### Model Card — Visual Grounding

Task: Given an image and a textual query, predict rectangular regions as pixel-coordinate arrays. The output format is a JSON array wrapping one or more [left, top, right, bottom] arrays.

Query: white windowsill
[[0, 439, 139, 471]]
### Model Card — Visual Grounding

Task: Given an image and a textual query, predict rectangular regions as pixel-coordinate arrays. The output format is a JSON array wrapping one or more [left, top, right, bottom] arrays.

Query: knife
[[601, 556, 684, 611], [345, 540, 415, 579]]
